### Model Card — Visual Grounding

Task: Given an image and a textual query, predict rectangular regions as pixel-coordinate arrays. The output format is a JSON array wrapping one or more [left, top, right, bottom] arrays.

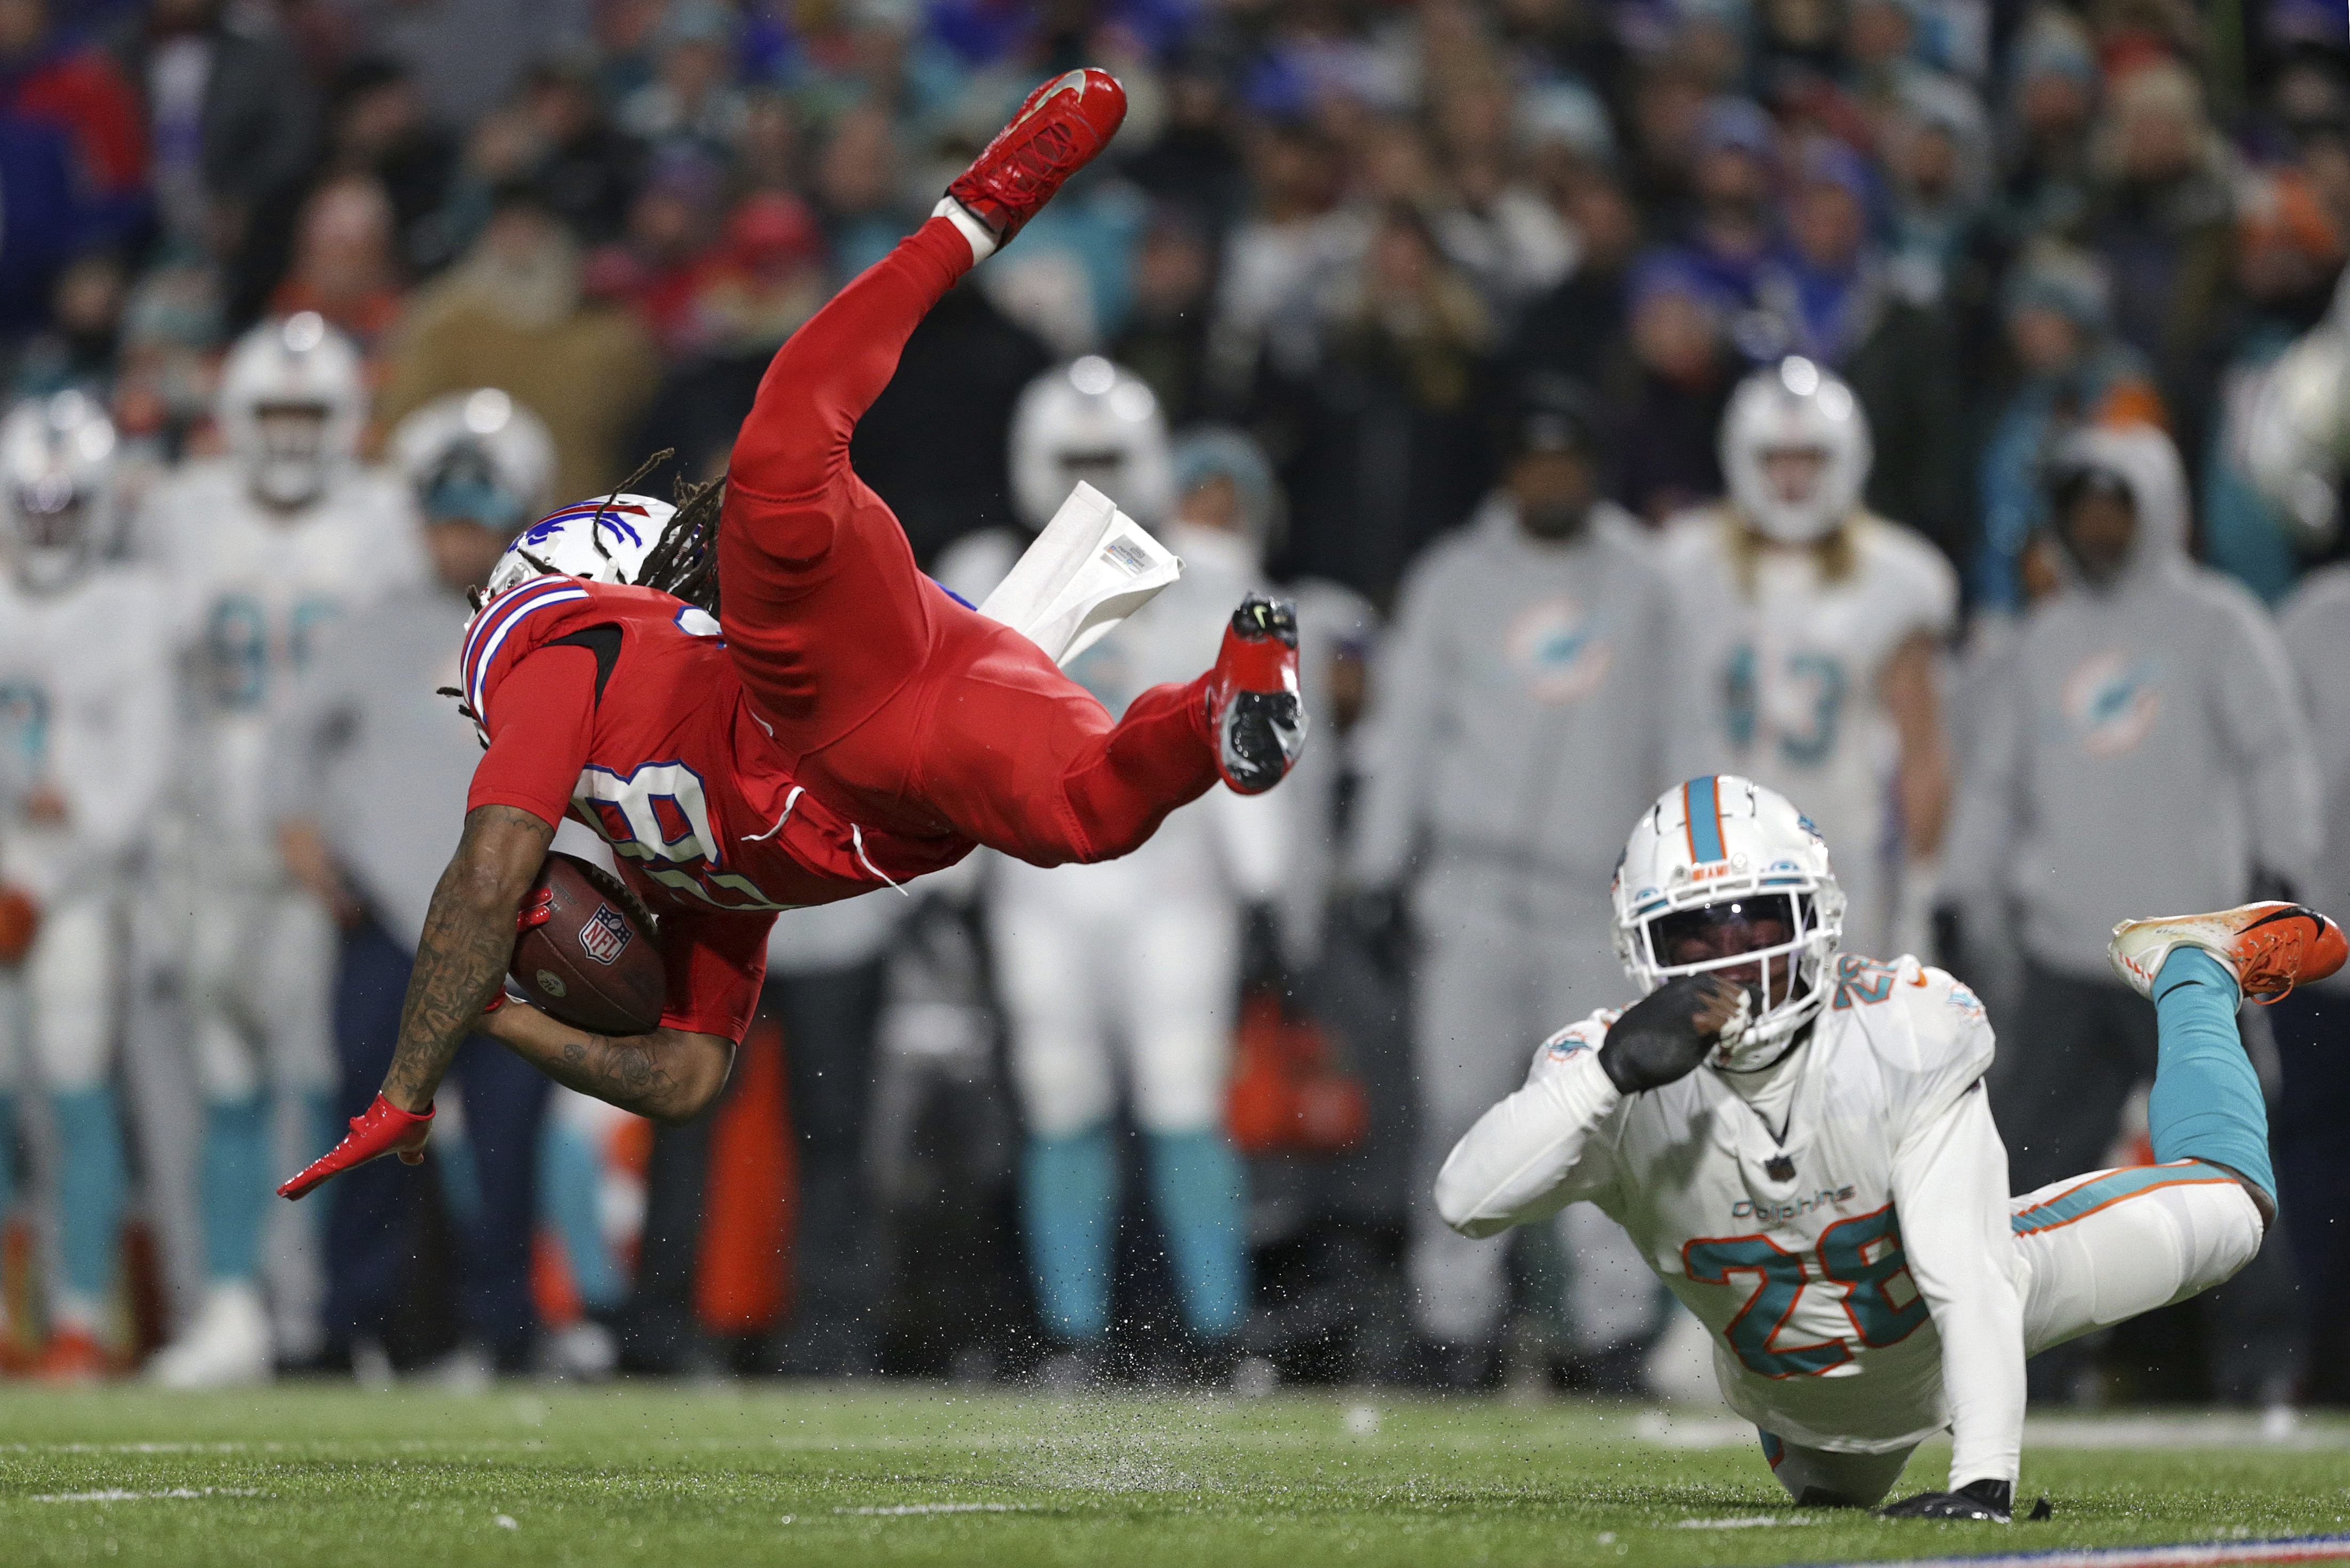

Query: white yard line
[[835, 1502, 1041, 1517], [1790, 1535, 2350, 1568]]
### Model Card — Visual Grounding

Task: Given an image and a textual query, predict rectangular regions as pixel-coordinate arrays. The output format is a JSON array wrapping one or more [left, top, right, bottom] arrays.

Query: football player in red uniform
[[281, 70, 1305, 1198]]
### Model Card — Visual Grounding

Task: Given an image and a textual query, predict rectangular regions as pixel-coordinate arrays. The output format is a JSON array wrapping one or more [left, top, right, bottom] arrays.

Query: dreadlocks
[[636, 468, 723, 615]]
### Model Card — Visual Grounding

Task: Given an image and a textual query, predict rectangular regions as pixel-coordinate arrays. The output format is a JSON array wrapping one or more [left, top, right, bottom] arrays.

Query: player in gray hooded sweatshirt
[[1941, 422, 2319, 1203], [1349, 381, 1679, 1384]]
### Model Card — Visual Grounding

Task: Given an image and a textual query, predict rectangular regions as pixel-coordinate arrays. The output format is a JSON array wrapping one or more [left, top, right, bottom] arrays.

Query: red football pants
[[716, 216, 1219, 868]]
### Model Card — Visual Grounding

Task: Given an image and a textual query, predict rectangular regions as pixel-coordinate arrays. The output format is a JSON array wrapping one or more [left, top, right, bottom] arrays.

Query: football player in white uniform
[[1661, 359, 1957, 959], [1438, 774, 2339, 1517], [0, 393, 172, 1378], [938, 359, 1281, 1380], [141, 313, 423, 1386]]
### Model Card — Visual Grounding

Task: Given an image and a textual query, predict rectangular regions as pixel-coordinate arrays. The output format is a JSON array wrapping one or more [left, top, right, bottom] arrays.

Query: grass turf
[[1, 1386, 2346, 1567]]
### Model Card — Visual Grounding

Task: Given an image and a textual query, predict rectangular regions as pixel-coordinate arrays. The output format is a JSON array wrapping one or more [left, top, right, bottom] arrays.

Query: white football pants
[[1409, 858, 1656, 1349], [1764, 1164, 2265, 1506], [0, 891, 118, 1093], [990, 867, 1238, 1138], [182, 882, 335, 1102]]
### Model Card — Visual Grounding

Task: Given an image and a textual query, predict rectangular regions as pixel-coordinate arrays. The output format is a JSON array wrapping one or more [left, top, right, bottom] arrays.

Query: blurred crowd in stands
[[0, 0, 2345, 1413]]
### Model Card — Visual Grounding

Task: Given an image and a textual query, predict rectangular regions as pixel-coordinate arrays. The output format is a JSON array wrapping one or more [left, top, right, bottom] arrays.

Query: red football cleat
[[1204, 595, 1307, 795], [277, 1094, 434, 1201], [945, 68, 1127, 249], [2108, 902, 2348, 1004]]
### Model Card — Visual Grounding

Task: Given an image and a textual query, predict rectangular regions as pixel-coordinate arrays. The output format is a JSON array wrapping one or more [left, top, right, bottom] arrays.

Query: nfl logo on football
[[579, 904, 633, 966]]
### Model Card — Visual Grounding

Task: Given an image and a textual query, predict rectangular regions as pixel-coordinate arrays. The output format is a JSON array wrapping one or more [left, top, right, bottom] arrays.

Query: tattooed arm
[[477, 1002, 734, 1124], [378, 805, 555, 1113]]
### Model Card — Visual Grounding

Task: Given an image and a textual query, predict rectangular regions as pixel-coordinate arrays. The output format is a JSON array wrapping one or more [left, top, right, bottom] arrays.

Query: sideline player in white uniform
[[1438, 774, 2337, 1517], [937, 359, 1282, 1378], [142, 313, 422, 1386], [1661, 359, 1956, 959], [0, 394, 171, 1378]]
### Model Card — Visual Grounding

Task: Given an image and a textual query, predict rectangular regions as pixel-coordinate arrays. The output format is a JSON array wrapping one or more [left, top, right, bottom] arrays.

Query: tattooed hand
[[378, 805, 555, 1113]]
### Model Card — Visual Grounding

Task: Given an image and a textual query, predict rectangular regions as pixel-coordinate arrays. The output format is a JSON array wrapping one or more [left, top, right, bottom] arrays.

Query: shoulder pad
[[1847, 957, 1995, 1128]]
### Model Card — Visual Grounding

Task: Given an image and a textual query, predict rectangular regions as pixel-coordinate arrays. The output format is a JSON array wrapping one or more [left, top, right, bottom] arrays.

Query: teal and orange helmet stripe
[[1684, 775, 1727, 865], [2009, 1160, 2241, 1237]]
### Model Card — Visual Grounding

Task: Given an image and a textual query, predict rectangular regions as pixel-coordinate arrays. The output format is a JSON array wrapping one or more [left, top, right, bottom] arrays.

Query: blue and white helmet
[[1611, 775, 1846, 1069], [484, 493, 679, 599]]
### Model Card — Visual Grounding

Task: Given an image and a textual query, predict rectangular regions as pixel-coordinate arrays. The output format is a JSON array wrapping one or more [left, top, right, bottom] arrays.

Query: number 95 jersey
[[1496, 955, 1994, 1454]]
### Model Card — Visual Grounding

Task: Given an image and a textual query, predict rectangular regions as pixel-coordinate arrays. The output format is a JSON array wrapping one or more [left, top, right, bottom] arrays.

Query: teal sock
[[2148, 948, 2274, 1196], [49, 1086, 124, 1303], [201, 1095, 271, 1283], [1022, 1127, 1118, 1342], [539, 1122, 621, 1311], [1145, 1129, 1248, 1340]]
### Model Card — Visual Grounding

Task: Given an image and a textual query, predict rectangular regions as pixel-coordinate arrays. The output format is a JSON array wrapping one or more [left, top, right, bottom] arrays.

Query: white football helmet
[[484, 493, 679, 599], [1720, 356, 1874, 544], [1009, 355, 1174, 530], [218, 311, 367, 510], [0, 391, 117, 593], [1611, 775, 1847, 1071], [390, 388, 556, 535]]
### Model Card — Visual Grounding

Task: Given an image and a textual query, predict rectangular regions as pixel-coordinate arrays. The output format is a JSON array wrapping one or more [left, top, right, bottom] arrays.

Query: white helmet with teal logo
[[1611, 775, 1846, 1070]]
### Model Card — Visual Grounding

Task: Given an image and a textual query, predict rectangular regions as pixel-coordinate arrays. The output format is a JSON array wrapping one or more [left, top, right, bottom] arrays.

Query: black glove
[[1880, 1478, 2013, 1521], [1598, 974, 1746, 1095]]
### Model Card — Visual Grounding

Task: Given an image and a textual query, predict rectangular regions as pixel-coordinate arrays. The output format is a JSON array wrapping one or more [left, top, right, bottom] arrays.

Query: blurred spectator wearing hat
[[1675, 96, 1781, 312], [1612, 250, 1738, 522], [620, 1, 748, 165], [1993, 7, 2101, 249], [2084, 58, 2239, 439], [1973, 242, 2163, 611], [380, 185, 659, 503], [1348, 376, 1678, 1390], [1510, 166, 1643, 397]]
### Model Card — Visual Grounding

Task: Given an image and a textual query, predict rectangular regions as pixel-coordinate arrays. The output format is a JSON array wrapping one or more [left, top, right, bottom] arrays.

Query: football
[[508, 853, 667, 1035]]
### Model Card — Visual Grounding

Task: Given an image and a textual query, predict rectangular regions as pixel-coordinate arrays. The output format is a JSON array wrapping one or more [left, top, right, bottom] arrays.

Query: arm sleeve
[[655, 905, 776, 1042], [465, 647, 600, 829], [2211, 596, 2321, 886], [1937, 642, 2025, 906], [1347, 560, 1446, 887], [1433, 1023, 1624, 1237], [1890, 1083, 2025, 1490]]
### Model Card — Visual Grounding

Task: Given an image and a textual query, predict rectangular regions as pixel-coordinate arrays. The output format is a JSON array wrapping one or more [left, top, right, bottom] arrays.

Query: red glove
[[277, 1094, 434, 1201]]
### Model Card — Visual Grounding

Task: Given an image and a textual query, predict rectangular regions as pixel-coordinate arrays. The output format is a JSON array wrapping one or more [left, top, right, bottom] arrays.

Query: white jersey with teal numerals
[[140, 457, 423, 869], [1530, 955, 1993, 1454], [1658, 511, 1956, 951]]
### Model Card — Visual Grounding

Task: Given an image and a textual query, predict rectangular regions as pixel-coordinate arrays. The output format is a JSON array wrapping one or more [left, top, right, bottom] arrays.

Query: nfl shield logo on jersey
[[579, 904, 633, 966]]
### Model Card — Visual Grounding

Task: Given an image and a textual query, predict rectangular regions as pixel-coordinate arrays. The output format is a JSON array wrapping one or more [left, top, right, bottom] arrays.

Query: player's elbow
[[1433, 1157, 1507, 1239], [646, 1033, 735, 1125]]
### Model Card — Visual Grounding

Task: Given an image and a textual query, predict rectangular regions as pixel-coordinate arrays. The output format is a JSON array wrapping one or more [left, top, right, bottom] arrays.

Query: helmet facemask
[[249, 401, 335, 510], [1616, 879, 1845, 1072], [7, 475, 95, 593]]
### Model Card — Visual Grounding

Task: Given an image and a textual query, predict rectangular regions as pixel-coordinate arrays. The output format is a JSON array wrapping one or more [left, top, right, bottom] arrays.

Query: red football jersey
[[460, 577, 967, 1038]]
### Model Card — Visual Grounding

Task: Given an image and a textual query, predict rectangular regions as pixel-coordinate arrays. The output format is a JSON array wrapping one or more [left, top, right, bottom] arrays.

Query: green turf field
[[1, 1386, 2345, 1567]]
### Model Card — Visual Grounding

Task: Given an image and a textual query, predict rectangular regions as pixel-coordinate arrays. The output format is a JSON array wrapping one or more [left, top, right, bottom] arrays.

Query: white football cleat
[[2107, 901, 2347, 1004], [147, 1281, 274, 1388]]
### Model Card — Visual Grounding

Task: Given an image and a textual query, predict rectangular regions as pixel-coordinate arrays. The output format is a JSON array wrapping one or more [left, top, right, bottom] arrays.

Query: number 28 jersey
[[1508, 958, 1993, 1454], [461, 577, 974, 1039]]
